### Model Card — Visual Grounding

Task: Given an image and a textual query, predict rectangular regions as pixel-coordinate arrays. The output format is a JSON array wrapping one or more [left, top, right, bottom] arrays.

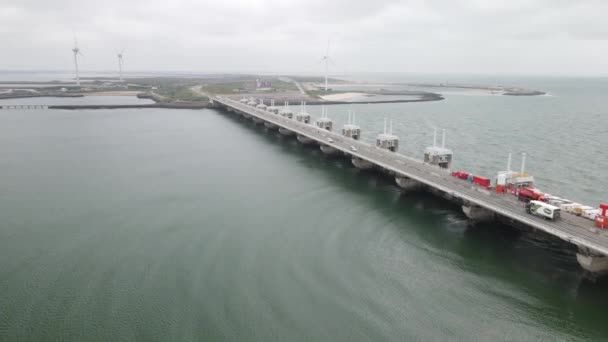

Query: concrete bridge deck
[[212, 96, 608, 262]]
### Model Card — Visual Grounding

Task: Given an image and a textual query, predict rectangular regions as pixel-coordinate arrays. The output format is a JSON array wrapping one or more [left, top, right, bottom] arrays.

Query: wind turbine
[[117, 50, 124, 81], [72, 36, 83, 86], [320, 39, 333, 92]]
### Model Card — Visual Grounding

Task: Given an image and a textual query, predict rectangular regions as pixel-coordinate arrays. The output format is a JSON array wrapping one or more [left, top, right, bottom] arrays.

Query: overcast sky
[[2, 0, 608, 76]]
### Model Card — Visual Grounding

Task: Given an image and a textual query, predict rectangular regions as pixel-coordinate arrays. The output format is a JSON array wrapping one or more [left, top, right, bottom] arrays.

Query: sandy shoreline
[[319, 92, 369, 101]]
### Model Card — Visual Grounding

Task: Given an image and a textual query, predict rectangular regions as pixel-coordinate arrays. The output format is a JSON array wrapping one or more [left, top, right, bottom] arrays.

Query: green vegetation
[[271, 79, 298, 91], [128, 77, 208, 102], [125, 75, 318, 101], [157, 87, 207, 102], [201, 80, 256, 94]]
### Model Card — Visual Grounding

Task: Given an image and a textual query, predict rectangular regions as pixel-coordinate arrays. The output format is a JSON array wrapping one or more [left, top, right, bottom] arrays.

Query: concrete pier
[[577, 247, 608, 274], [278, 127, 295, 136], [352, 157, 374, 170], [297, 134, 316, 145], [264, 121, 278, 129], [395, 176, 422, 191], [462, 203, 495, 223], [320, 144, 340, 155], [577, 254, 608, 274]]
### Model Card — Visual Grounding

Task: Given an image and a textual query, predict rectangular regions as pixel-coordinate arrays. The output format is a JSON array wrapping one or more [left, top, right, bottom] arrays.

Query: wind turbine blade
[[326, 38, 330, 56]]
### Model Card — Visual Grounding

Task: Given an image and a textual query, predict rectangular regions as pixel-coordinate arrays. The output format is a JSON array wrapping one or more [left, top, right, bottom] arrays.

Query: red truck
[[451, 170, 469, 180], [517, 187, 543, 202]]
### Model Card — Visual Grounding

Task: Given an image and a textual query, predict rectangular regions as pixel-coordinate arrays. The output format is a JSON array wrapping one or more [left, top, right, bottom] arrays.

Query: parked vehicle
[[526, 200, 560, 220], [451, 170, 469, 180], [517, 187, 543, 202]]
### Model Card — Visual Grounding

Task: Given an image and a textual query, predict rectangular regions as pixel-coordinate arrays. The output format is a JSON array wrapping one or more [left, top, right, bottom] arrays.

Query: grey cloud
[[1, 0, 608, 75]]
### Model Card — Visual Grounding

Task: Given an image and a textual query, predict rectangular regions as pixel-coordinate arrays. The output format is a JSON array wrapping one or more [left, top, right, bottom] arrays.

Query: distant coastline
[[0, 74, 547, 111], [402, 82, 546, 96]]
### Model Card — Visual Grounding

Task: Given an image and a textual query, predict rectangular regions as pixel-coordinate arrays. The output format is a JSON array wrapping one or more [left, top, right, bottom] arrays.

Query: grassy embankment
[[201, 78, 298, 94], [129, 77, 209, 102]]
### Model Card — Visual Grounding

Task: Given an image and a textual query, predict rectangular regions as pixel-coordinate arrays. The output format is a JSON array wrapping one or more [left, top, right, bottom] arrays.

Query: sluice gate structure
[[211, 95, 608, 275]]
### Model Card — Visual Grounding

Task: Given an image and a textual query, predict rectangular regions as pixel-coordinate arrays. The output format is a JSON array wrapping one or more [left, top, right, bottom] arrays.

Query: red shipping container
[[596, 215, 607, 229], [472, 175, 490, 187]]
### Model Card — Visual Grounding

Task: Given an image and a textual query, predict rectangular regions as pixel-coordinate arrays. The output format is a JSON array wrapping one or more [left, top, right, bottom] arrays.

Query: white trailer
[[526, 200, 561, 220]]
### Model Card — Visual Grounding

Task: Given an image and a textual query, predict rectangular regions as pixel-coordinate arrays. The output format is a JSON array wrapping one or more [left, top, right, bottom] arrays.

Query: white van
[[525, 200, 561, 220]]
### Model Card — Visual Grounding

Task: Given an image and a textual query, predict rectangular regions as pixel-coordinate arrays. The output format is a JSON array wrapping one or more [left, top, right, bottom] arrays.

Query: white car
[[327, 138, 334, 143], [349, 146, 357, 152]]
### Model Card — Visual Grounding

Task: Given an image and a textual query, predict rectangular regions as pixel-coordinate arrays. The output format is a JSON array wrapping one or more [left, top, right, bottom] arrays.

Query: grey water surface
[[1, 79, 607, 341]]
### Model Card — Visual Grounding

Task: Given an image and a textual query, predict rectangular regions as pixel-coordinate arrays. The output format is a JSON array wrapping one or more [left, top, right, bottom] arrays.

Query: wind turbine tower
[[72, 37, 83, 86], [321, 39, 332, 92], [117, 51, 124, 81]]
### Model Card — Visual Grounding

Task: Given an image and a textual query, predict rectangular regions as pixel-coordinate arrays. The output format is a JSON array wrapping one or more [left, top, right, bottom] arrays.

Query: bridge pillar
[[352, 157, 374, 170], [296, 135, 316, 145], [320, 144, 339, 155], [577, 247, 608, 275], [395, 176, 422, 192], [264, 121, 278, 130], [278, 127, 294, 136], [462, 203, 495, 223]]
